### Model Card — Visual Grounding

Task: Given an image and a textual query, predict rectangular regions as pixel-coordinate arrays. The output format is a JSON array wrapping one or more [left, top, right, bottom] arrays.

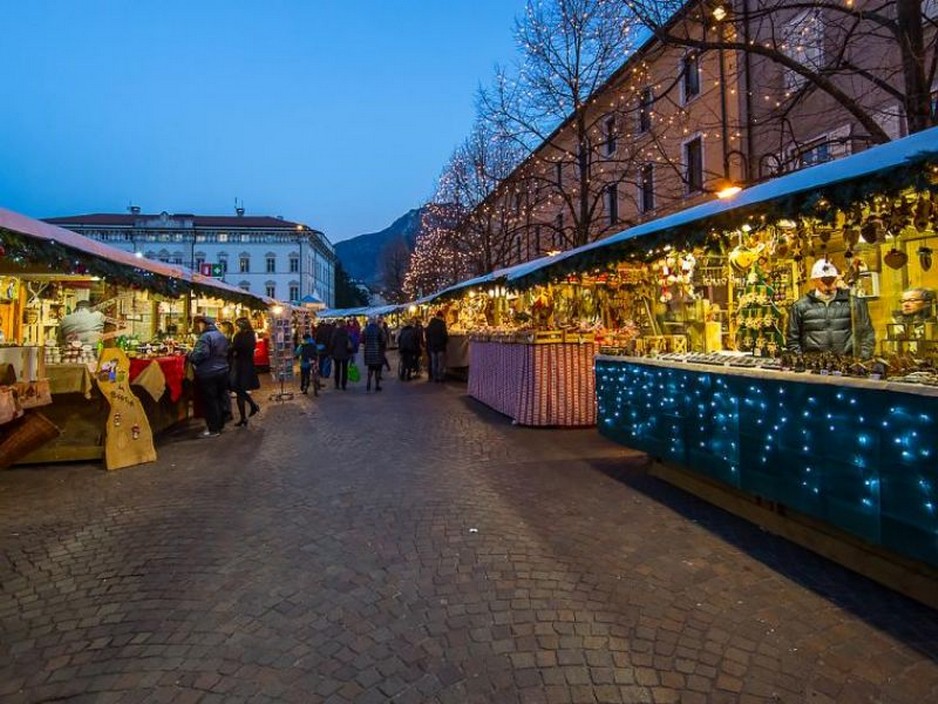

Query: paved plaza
[[1, 371, 937, 703]]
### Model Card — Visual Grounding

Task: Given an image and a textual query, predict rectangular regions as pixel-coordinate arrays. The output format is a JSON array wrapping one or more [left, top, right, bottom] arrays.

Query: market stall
[[485, 126, 938, 597], [0, 207, 267, 469]]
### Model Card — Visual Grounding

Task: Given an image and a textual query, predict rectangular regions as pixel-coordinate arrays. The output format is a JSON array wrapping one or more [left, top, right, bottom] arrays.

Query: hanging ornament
[[861, 216, 884, 243], [884, 247, 908, 270], [914, 200, 931, 231], [843, 226, 860, 250], [918, 244, 933, 271]]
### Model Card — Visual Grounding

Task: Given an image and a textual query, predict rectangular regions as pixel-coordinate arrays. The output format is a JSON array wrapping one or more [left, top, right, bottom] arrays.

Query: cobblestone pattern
[[1, 371, 937, 703]]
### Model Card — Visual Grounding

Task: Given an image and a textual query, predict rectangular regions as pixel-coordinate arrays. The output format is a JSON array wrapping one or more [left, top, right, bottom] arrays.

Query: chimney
[[128, 204, 141, 215], [236, 207, 245, 217]]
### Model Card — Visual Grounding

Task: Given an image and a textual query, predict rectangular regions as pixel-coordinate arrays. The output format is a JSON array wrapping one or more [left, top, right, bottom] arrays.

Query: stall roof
[[318, 304, 407, 319], [0, 206, 270, 308], [505, 125, 938, 287]]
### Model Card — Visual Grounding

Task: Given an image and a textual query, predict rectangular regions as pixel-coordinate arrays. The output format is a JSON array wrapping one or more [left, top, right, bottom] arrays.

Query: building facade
[[44, 208, 335, 307], [460, 0, 934, 273]]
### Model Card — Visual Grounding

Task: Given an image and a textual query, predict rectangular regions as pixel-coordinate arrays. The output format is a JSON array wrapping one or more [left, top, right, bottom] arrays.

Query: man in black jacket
[[425, 311, 449, 382], [786, 259, 875, 359]]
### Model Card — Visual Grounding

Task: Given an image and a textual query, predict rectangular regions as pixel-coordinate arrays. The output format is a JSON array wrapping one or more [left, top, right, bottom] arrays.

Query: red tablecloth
[[254, 337, 270, 369], [467, 341, 596, 426], [129, 356, 187, 402]]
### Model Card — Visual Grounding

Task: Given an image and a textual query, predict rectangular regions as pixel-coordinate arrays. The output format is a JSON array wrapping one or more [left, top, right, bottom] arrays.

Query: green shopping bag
[[347, 362, 361, 383]]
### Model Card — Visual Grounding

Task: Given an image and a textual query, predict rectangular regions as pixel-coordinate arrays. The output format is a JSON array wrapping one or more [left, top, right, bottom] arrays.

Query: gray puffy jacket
[[189, 326, 230, 378], [786, 289, 875, 358]]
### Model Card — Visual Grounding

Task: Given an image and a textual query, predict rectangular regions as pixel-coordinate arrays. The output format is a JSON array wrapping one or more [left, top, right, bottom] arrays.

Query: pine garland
[[0, 228, 266, 309]]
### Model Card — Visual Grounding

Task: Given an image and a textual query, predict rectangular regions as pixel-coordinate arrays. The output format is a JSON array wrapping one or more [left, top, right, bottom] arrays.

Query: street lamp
[[296, 224, 304, 304]]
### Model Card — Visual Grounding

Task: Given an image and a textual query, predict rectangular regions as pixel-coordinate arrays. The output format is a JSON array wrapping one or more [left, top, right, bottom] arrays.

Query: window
[[172, 256, 183, 265], [800, 141, 830, 167], [604, 116, 617, 156], [219, 257, 228, 274], [289, 285, 300, 301], [681, 52, 700, 103], [218, 233, 229, 243], [555, 160, 563, 186], [638, 88, 653, 133], [266, 283, 276, 298], [239, 256, 250, 273], [239, 281, 251, 291], [195, 256, 205, 270], [555, 212, 564, 247], [241, 234, 250, 243], [783, 10, 824, 90], [640, 163, 655, 213], [684, 136, 703, 194], [289, 257, 299, 273], [266, 256, 276, 273], [605, 185, 619, 226]]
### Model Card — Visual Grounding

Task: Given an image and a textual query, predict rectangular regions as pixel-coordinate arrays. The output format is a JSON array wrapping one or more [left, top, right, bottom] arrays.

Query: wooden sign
[[94, 348, 156, 470]]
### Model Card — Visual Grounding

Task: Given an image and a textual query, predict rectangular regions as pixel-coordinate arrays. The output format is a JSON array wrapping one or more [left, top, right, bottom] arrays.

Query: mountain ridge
[[334, 207, 425, 287]]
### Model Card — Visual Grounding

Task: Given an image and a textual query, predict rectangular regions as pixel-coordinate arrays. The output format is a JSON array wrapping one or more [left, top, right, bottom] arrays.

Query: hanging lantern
[[918, 245, 933, 271]]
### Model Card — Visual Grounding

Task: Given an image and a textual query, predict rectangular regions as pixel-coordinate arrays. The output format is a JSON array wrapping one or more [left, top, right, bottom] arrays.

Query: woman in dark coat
[[230, 317, 261, 426], [328, 319, 352, 390], [362, 317, 384, 392]]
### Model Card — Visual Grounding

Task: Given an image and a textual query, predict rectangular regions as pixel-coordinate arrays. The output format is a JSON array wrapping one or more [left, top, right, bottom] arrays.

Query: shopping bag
[[347, 362, 361, 383]]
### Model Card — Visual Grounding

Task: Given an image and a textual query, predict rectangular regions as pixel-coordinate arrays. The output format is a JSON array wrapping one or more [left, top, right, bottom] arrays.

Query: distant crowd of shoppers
[[188, 310, 450, 436]]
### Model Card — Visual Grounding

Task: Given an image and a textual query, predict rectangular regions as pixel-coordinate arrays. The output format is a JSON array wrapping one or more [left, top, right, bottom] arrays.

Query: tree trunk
[[896, 0, 933, 133], [576, 116, 591, 247]]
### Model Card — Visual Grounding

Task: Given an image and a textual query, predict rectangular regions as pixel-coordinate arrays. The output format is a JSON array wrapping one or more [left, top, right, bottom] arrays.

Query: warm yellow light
[[712, 5, 727, 21], [546, 249, 561, 257], [408, 305, 417, 313], [271, 305, 284, 315], [717, 185, 742, 199], [777, 219, 797, 230]]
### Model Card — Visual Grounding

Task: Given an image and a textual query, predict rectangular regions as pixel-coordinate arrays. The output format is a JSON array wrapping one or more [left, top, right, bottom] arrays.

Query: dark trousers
[[300, 365, 311, 391], [197, 372, 229, 432], [333, 358, 348, 389]]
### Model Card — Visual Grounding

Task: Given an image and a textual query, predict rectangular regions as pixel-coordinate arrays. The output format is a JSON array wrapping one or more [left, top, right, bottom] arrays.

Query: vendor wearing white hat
[[786, 259, 875, 359]]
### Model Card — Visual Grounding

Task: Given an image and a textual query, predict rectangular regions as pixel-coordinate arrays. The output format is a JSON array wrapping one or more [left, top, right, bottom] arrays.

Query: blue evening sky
[[0, 1, 527, 243]]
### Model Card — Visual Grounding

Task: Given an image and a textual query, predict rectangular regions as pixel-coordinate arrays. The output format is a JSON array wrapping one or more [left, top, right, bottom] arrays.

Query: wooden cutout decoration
[[94, 348, 156, 470]]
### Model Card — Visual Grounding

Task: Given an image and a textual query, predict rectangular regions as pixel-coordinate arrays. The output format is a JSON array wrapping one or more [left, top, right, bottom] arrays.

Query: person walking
[[362, 317, 384, 392], [230, 317, 261, 426], [189, 315, 230, 437], [328, 319, 352, 390], [348, 318, 361, 364], [425, 310, 449, 383], [413, 320, 425, 378], [295, 333, 319, 396], [397, 320, 415, 381], [315, 319, 335, 381]]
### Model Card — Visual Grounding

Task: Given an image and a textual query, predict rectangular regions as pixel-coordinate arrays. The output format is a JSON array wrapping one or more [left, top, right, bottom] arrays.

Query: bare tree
[[448, 120, 527, 272], [479, 0, 645, 248], [625, 0, 938, 174], [404, 203, 467, 299], [378, 237, 411, 304]]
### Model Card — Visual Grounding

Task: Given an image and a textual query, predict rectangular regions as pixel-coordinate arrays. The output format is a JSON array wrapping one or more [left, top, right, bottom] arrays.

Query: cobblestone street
[[1, 374, 937, 703]]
